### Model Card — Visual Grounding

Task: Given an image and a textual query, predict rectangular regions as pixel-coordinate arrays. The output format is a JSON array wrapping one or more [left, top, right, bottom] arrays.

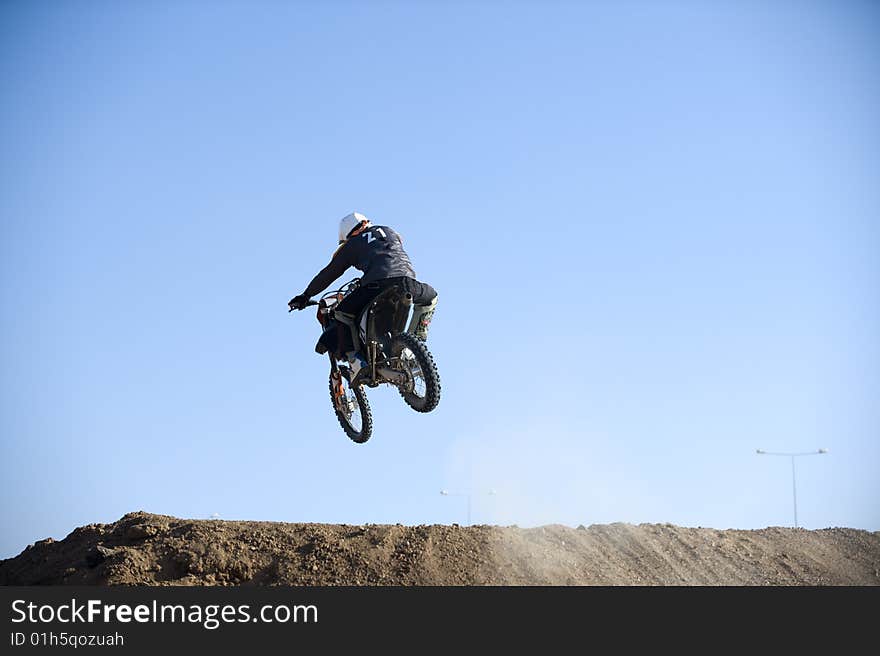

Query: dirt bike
[[289, 277, 441, 444]]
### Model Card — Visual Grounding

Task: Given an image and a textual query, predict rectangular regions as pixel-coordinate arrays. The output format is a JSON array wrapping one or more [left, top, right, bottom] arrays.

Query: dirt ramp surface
[[1, 512, 878, 586]]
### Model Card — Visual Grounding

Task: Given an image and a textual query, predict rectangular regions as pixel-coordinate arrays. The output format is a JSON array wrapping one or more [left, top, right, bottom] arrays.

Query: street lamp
[[440, 489, 497, 525], [756, 448, 828, 528]]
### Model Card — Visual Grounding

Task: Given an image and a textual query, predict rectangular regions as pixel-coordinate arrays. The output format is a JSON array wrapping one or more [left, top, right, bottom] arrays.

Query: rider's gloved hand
[[288, 294, 309, 311]]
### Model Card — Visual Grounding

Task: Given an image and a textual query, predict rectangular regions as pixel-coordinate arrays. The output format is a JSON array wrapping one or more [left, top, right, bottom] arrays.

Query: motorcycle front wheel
[[329, 368, 373, 443]]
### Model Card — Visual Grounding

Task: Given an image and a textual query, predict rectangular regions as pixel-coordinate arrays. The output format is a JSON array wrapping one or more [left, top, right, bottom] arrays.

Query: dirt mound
[[2, 512, 878, 585]]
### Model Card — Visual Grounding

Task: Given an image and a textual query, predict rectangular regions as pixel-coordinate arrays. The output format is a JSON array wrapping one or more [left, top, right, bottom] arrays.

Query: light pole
[[756, 448, 828, 528], [440, 489, 497, 525]]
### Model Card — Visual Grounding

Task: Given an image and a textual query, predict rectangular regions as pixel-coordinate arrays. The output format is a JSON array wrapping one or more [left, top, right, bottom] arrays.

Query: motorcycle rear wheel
[[390, 332, 441, 413]]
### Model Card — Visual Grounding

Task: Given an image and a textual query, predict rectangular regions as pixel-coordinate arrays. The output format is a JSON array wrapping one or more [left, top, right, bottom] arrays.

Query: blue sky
[[1, 1, 878, 558]]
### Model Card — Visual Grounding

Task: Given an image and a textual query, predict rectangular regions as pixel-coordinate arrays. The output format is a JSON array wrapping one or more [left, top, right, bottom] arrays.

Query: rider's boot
[[408, 295, 438, 341], [346, 351, 368, 379]]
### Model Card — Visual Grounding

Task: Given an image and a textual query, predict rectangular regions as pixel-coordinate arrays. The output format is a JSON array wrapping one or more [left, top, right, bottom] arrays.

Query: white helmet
[[338, 212, 370, 244]]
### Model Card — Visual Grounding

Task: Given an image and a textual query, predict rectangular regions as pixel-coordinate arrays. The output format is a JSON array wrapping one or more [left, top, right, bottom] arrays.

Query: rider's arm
[[302, 243, 353, 298]]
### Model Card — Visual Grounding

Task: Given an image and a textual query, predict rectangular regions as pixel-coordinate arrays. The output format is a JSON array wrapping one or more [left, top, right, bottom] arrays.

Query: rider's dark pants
[[337, 276, 437, 317], [325, 276, 437, 358]]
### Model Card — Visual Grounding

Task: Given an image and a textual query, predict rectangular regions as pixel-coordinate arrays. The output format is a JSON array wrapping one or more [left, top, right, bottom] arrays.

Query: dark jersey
[[303, 225, 417, 298]]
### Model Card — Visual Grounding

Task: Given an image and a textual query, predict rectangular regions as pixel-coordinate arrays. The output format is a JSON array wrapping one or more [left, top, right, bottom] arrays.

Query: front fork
[[329, 355, 346, 411]]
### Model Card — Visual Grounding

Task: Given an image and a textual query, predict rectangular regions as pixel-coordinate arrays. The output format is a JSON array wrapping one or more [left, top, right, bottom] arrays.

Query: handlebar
[[288, 300, 319, 313], [289, 276, 361, 313]]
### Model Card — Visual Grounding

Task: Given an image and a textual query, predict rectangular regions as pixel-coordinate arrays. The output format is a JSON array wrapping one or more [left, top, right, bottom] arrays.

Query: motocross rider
[[288, 212, 438, 377]]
